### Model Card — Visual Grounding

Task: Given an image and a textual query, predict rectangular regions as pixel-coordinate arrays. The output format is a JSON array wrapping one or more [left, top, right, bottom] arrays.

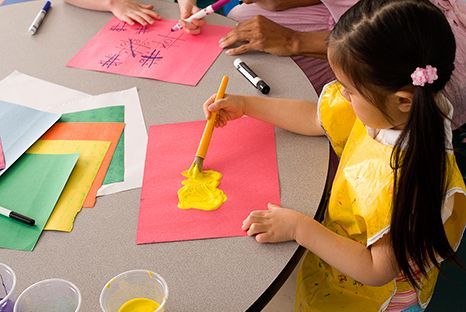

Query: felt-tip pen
[[28, 1, 51, 35], [171, 0, 231, 32], [234, 58, 270, 95], [0, 205, 35, 226]]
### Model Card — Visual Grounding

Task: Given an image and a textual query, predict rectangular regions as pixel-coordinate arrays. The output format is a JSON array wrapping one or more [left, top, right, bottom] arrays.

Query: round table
[[0, 1, 329, 310]]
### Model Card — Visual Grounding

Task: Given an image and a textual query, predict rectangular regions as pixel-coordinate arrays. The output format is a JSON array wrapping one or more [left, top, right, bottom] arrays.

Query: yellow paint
[[177, 164, 227, 211], [118, 298, 160, 312]]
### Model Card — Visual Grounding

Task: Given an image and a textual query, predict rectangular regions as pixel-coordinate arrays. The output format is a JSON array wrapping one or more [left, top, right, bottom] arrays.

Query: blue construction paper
[[2, 0, 35, 6], [0, 100, 60, 176]]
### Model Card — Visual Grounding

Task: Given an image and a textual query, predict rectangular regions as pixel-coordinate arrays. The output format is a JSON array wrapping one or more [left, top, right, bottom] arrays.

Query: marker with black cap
[[234, 58, 270, 95], [0, 205, 35, 226]]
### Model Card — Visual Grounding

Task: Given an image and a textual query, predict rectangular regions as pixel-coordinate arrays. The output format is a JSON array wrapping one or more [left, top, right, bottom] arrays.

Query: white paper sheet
[[58, 89, 147, 195], [0, 71, 89, 108], [0, 71, 147, 195]]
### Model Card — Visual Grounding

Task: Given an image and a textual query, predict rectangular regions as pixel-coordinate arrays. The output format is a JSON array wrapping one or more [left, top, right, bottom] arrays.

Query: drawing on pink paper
[[67, 18, 231, 86]]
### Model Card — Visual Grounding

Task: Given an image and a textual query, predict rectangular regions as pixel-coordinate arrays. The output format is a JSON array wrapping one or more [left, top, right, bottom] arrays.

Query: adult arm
[[219, 16, 329, 58], [242, 0, 322, 11]]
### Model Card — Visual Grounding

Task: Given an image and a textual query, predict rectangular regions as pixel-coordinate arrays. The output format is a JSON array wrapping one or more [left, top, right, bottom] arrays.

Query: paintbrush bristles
[[189, 156, 204, 175]]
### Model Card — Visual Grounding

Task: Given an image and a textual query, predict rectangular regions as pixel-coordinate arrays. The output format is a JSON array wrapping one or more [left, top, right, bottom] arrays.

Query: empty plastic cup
[[100, 270, 168, 312], [13, 278, 81, 312], [0, 263, 16, 312]]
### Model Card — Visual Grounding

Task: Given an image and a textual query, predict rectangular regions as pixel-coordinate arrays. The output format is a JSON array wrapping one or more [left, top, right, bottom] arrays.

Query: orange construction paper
[[40, 122, 125, 207]]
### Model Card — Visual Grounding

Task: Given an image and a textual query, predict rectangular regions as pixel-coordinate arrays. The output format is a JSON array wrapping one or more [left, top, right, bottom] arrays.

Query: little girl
[[203, 0, 465, 310]]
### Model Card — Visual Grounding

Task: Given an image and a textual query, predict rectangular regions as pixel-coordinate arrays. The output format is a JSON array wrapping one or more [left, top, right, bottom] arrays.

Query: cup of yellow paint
[[13, 278, 81, 312], [100, 270, 168, 312], [0, 263, 16, 312]]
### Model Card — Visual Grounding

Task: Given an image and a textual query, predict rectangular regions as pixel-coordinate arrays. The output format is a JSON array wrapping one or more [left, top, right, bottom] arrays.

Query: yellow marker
[[178, 166, 227, 211], [118, 298, 159, 312], [191, 75, 229, 172]]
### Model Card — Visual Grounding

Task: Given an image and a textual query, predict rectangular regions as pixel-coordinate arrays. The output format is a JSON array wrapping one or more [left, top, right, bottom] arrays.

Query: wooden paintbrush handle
[[196, 75, 229, 158]]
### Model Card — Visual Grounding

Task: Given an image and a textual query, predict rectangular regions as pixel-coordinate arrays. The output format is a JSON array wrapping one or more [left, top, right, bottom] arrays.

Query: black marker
[[0, 206, 35, 226], [234, 58, 270, 95]]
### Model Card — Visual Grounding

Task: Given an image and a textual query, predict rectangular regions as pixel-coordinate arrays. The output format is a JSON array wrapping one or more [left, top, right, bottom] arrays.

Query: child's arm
[[243, 203, 399, 286], [203, 93, 324, 136], [64, 0, 161, 26], [177, 0, 205, 35]]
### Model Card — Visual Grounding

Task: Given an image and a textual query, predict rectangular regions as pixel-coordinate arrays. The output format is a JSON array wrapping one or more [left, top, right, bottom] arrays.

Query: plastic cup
[[100, 270, 168, 312], [13, 278, 81, 312], [0, 263, 16, 312]]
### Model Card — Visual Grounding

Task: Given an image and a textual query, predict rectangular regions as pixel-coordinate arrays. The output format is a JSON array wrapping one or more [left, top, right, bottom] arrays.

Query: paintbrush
[[189, 75, 229, 174]]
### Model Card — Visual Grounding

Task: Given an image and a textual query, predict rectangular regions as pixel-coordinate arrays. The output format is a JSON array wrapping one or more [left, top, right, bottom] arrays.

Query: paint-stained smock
[[295, 81, 466, 311]]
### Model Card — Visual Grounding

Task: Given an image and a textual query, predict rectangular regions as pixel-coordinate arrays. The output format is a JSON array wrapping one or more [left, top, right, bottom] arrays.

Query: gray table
[[0, 1, 329, 311]]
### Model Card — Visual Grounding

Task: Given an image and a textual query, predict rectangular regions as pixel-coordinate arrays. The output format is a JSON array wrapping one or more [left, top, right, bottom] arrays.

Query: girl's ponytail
[[391, 86, 453, 288]]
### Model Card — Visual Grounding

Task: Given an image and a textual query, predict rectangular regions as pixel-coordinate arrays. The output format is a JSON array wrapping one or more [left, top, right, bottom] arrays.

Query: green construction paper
[[0, 153, 79, 251], [60, 106, 124, 184]]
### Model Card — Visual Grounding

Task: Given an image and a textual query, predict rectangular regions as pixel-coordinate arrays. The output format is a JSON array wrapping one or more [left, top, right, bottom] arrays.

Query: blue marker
[[28, 1, 51, 35]]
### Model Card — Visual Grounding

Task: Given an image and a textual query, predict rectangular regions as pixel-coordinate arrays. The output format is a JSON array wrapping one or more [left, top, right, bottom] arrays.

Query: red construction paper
[[67, 18, 231, 86], [137, 117, 280, 244]]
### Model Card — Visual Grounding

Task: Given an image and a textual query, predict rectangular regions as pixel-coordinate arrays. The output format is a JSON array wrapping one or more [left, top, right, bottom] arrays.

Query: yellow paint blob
[[177, 164, 227, 210], [118, 298, 160, 312]]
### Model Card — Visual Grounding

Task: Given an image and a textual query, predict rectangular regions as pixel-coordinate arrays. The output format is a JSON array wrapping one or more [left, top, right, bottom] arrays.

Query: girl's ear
[[394, 90, 413, 113]]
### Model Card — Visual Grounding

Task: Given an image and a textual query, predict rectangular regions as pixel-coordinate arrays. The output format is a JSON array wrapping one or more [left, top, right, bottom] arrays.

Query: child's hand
[[110, 0, 161, 26], [242, 203, 303, 243], [178, 0, 206, 35], [203, 93, 246, 127]]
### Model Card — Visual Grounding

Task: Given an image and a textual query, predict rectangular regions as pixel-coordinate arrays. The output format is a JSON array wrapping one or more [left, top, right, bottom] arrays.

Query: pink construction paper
[[67, 18, 231, 86], [137, 117, 280, 244], [0, 138, 4, 170]]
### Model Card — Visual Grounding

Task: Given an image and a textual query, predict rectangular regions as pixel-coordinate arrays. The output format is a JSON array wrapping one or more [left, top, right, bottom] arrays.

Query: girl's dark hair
[[329, 0, 456, 288]]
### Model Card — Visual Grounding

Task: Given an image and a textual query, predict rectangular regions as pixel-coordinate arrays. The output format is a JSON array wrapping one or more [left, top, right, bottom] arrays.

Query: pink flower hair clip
[[411, 65, 438, 87]]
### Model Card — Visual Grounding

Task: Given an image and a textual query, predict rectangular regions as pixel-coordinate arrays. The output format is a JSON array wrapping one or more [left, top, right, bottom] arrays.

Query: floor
[[262, 261, 300, 312]]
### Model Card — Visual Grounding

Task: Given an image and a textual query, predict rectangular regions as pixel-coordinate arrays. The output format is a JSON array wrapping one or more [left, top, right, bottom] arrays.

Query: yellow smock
[[296, 81, 466, 311]]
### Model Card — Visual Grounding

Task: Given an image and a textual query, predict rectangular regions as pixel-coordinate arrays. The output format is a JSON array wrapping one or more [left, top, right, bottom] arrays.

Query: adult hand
[[219, 15, 298, 56], [177, 0, 206, 35], [202, 93, 246, 128], [242, 203, 303, 243], [110, 0, 161, 26]]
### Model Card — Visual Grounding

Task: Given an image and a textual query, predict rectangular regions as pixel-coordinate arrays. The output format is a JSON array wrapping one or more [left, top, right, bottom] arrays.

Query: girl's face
[[328, 48, 411, 130]]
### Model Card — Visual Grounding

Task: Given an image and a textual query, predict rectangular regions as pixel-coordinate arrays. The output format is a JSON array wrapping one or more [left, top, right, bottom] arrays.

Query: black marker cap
[[257, 80, 270, 95], [10, 211, 35, 226]]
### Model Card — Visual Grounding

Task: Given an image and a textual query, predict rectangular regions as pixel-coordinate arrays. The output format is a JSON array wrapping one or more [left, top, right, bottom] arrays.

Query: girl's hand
[[203, 93, 246, 127], [110, 0, 161, 26], [242, 203, 303, 243], [178, 0, 205, 35]]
